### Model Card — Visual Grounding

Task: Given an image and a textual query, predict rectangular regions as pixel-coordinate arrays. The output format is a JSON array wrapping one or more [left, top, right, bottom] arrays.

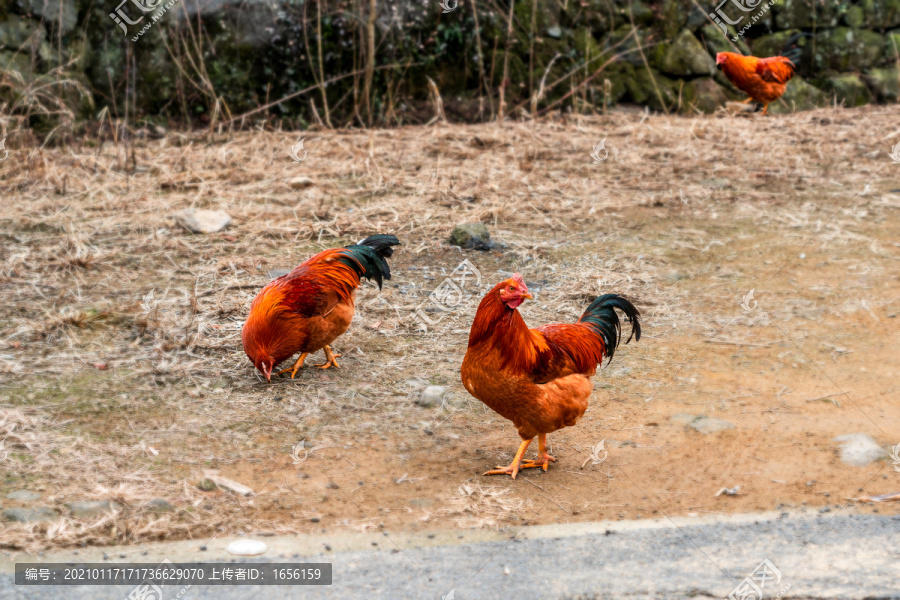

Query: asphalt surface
[[2, 511, 898, 599]]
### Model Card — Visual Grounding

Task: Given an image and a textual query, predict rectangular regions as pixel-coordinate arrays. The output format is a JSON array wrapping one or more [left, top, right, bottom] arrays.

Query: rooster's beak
[[523, 293, 533, 300]]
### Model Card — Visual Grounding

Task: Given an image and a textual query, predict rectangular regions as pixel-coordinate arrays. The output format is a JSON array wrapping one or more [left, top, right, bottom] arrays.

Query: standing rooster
[[461, 275, 641, 478], [242, 234, 400, 381], [716, 34, 806, 115]]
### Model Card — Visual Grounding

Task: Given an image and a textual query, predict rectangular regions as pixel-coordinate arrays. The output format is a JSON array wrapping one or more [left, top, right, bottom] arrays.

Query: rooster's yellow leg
[[277, 353, 309, 378], [520, 433, 557, 472], [741, 97, 754, 103], [484, 438, 535, 479], [315, 345, 342, 369], [761, 104, 769, 115]]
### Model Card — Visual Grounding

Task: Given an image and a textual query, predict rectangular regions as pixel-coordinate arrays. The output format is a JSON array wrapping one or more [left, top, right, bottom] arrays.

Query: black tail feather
[[341, 234, 401, 289], [780, 32, 809, 64], [577, 294, 642, 364]]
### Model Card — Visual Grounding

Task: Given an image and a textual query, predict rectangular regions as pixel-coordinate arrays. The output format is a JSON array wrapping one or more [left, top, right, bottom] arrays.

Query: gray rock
[[683, 78, 729, 114], [197, 478, 219, 492], [0, 51, 33, 81], [864, 68, 900, 102], [700, 23, 750, 58], [659, 30, 715, 78], [3, 507, 59, 523], [174, 209, 232, 234], [147, 499, 175, 513], [669, 413, 699, 425], [287, 176, 315, 190], [6, 490, 41, 502], [546, 26, 562, 39], [689, 416, 735, 434], [834, 433, 887, 467], [417, 385, 447, 408], [65, 500, 119, 518], [818, 74, 873, 107], [811, 27, 884, 72], [449, 223, 491, 250], [0, 15, 46, 50], [22, 0, 79, 35], [769, 76, 829, 114]]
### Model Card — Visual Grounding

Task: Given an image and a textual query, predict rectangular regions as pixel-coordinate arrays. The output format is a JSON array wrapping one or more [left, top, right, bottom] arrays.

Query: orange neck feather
[[468, 283, 543, 371]]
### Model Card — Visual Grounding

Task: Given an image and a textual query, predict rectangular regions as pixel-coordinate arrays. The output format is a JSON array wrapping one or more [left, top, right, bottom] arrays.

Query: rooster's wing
[[278, 271, 344, 319], [527, 324, 606, 383], [756, 56, 795, 84]]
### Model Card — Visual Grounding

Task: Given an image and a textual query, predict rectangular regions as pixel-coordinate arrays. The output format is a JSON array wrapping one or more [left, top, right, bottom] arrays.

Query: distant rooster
[[242, 234, 400, 381], [461, 275, 641, 478], [716, 34, 806, 114]]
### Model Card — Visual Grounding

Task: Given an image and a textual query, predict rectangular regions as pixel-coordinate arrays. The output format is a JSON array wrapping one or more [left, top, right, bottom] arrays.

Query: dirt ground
[[1, 106, 898, 551]]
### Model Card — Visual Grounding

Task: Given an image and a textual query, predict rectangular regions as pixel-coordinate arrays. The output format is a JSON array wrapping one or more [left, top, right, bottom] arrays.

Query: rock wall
[[0, 0, 898, 128]]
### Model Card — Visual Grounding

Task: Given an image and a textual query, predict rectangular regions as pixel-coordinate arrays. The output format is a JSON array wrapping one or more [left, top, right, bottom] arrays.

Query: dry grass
[[1, 105, 898, 551]]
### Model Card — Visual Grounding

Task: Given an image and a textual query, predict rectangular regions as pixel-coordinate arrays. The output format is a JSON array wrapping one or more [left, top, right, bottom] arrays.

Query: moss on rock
[[817, 73, 874, 106], [768, 76, 829, 113], [864, 67, 900, 101], [682, 77, 729, 113], [699, 23, 751, 58], [775, 0, 849, 29], [812, 28, 883, 71], [658, 29, 715, 77]]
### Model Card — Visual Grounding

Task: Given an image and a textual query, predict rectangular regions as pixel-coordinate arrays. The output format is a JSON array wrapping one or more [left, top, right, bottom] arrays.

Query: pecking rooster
[[461, 275, 641, 478], [716, 34, 806, 115], [242, 234, 400, 381]]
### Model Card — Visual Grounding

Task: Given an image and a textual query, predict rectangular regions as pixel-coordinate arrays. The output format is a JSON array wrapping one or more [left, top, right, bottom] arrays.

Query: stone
[[174, 209, 232, 234], [625, 67, 679, 112], [811, 28, 884, 72], [287, 176, 315, 190], [769, 76, 829, 114], [22, 0, 79, 35], [65, 500, 119, 518], [658, 30, 715, 78], [775, 0, 846, 29], [710, 0, 775, 31], [749, 30, 805, 63], [860, 0, 900, 28], [203, 472, 255, 496], [864, 68, 900, 102], [3, 507, 58, 523], [147, 499, 175, 513], [0, 15, 46, 50], [817, 74, 873, 107], [546, 26, 562, 40], [689, 416, 735, 434], [834, 433, 887, 467], [670, 413, 699, 425], [225, 539, 267, 556], [417, 385, 447, 408], [197, 478, 218, 492], [699, 23, 750, 58], [6, 490, 41, 502], [682, 78, 729, 113], [0, 51, 33, 81], [449, 223, 491, 250]]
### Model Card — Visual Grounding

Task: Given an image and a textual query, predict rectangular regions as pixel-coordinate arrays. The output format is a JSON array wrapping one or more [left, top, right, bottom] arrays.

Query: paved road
[[2, 511, 898, 599]]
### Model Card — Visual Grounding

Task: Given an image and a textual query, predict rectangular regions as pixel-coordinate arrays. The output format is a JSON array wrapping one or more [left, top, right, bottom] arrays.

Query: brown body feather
[[717, 52, 796, 105], [461, 278, 638, 441], [242, 248, 362, 371]]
